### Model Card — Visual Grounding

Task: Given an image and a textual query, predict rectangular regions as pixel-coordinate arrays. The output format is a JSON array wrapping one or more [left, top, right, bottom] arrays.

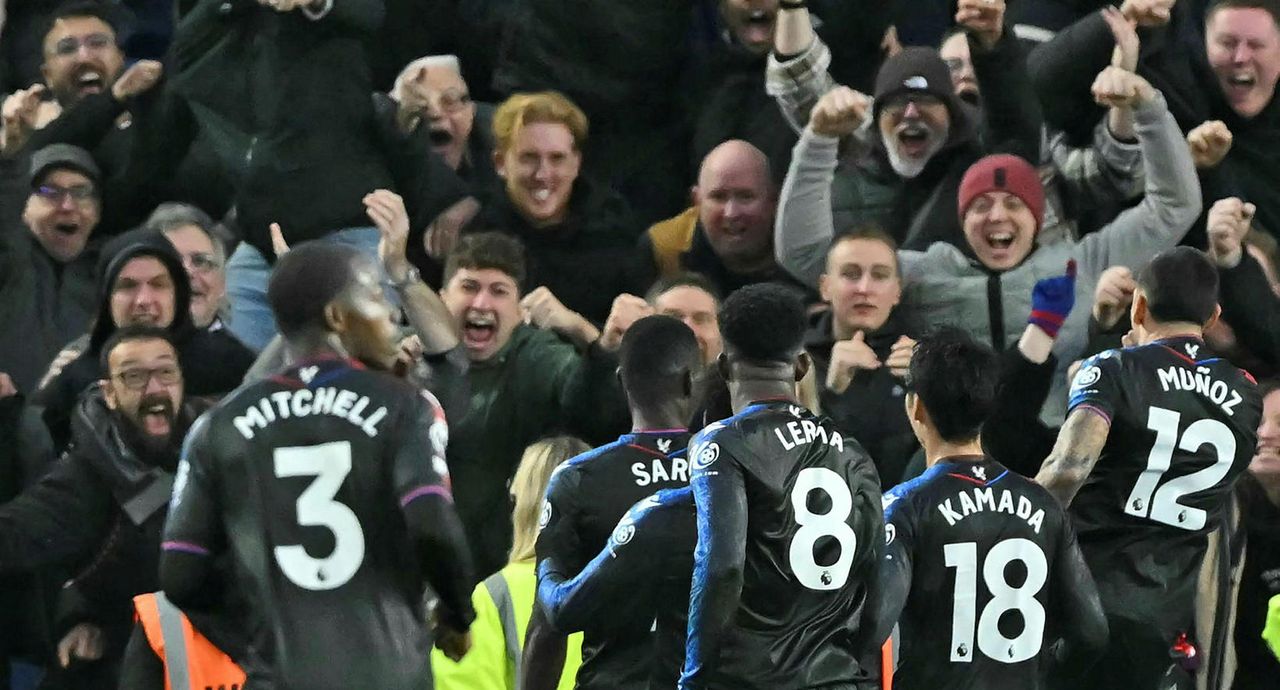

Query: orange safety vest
[[132, 592, 247, 690]]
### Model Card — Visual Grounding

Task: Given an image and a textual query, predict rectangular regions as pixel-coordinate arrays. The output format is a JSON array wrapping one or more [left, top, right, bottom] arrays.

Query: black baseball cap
[[29, 144, 101, 188]]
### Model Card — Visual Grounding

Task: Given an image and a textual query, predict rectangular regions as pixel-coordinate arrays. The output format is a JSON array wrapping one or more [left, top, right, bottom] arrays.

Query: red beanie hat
[[958, 154, 1045, 230]]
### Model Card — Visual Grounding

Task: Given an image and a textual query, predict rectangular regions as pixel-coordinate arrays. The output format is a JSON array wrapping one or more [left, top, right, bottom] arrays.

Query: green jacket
[[433, 560, 583, 690], [449, 326, 626, 578]]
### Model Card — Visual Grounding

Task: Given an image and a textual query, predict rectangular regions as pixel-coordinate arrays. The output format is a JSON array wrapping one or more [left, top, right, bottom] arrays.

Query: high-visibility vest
[[132, 592, 247, 690]]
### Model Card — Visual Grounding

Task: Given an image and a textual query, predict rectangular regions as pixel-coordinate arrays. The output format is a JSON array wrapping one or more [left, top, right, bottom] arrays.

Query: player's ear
[[793, 351, 812, 383], [681, 368, 694, 398], [1204, 303, 1222, 331], [323, 300, 347, 334], [716, 352, 732, 383], [1130, 289, 1147, 329]]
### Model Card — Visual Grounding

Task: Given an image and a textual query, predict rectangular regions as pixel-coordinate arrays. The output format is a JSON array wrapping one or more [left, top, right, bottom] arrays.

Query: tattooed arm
[[1035, 408, 1111, 507]]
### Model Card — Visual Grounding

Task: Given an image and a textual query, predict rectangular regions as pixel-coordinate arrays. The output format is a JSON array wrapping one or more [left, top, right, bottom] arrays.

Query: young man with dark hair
[[1037, 246, 1264, 688], [873, 327, 1107, 689], [681, 283, 883, 689], [160, 242, 476, 689], [524, 315, 701, 690]]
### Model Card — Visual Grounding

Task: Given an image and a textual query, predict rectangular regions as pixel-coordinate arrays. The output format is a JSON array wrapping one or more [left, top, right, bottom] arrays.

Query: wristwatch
[[389, 265, 420, 290]]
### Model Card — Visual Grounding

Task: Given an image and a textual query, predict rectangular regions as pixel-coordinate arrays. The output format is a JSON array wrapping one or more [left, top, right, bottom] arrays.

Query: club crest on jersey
[[788, 405, 805, 418], [1185, 343, 1200, 359], [538, 500, 552, 530], [885, 523, 896, 545], [298, 366, 319, 384], [1073, 365, 1102, 389], [612, 521, 636, 547], [972, 465, 987, 481], [657, 438, 672, 454], [692, 442, 720, 471]]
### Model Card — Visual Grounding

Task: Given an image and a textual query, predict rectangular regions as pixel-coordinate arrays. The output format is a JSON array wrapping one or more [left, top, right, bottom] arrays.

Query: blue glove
[[1030, 260, 1077, 338]]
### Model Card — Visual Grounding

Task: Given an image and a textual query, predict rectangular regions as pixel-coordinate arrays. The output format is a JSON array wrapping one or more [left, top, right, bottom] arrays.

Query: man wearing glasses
[[0, 326, 210, 688]]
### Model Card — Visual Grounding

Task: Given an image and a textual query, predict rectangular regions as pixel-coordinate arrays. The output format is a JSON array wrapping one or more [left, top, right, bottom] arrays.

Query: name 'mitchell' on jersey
[[683, 400, 883, 689], [878, 456, 1106, 690], [1067, 336, 1261, 640]]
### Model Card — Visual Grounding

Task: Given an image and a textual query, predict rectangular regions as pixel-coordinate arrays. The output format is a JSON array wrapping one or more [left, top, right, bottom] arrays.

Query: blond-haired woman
[[433, 436, 587, 690]]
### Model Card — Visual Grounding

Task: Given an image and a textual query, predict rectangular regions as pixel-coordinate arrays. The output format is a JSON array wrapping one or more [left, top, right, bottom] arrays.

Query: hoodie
[[32, 232, 254, 451]]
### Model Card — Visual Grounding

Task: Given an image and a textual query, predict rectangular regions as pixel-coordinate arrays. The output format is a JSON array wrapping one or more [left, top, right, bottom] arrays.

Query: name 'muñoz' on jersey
[[536, 429, 692, 689], [877, 457, 1106, 690], [1067, 336, 1261, 639], [162, 357, 466, 690], [681, 401, 883, 690]]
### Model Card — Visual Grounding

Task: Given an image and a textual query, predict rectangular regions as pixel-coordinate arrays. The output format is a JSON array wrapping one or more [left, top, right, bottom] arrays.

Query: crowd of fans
[[0, 0, 1278, 688]]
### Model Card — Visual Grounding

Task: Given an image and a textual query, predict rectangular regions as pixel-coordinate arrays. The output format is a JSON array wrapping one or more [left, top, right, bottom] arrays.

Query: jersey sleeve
[[681, 430, 748, 689], [538, 489, 686, 634], [867, 491, 916, 650], [160, 414, 225, 609], [392, 390, 453, 508], [534, 463, 585, 578], [1066, 350, 1124, 424], [1047, 512, 1109, 668]]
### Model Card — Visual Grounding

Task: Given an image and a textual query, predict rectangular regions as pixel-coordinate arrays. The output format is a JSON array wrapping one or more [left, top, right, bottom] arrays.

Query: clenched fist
[[1092, 265, 1137, 330], [1187, 120, 1233, 170], [112, 60, 163, 102], [1206, 197, 1255, 268], [809, 87, 871, 139], [1092, 66, 1156, 109], [600, 294, 655, 352]]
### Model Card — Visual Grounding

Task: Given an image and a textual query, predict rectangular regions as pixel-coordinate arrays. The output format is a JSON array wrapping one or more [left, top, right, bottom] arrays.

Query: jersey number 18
[[943, 539, 1047, 664]]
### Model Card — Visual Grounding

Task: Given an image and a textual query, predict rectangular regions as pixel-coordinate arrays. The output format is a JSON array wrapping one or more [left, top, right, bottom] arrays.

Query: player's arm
[[862, 501, 913, 654], [1034, 408, 1111, 507], [160, 416, 227, 611], [394, 394, 476, 636], [523, 467, 584, 690], [1047, 517, 1109, 670], [681, 441, 748, 689]]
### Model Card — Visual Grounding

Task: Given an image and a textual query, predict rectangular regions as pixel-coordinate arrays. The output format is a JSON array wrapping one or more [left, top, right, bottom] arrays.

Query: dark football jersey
[[681, 401, 883, 690], [877, 456, 1107, 690], [536, 430, 692, 689], [163, 357, 465, 690], [538, 487, 697, 690], [1067, 336, 1261, 640]]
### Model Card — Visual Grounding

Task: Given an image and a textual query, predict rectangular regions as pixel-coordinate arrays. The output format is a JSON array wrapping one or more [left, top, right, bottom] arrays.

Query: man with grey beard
[[769, 0, 1041, 251]]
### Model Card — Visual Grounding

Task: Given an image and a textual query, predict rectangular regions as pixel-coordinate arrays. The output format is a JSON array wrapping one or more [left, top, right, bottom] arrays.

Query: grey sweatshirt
[[776, 91, 1202, 424]]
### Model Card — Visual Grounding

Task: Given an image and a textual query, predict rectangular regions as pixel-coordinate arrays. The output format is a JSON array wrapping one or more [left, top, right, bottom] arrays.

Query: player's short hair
[[1137, 247, 1220, 326], [508, 436, 590, 563], [719, 283, 808, 365], [493, 91, 589, 153], [619, 315, 702, 410], [1206, 0, 1280, 27], [99, 324, 177, 375], [268, 243, 369, 339], [906, 326, 999, 443], [645, 272, 722, 305], [443, 232, 527, 287]]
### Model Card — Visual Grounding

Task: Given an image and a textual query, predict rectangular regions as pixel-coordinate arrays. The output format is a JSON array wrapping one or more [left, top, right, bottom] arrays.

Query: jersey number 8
[[788, 467, 857, 591], [273, 441, 366, 590], [944, 539, 1047, 664]]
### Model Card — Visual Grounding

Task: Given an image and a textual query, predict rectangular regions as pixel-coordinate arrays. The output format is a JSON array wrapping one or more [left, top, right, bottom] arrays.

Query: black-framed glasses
[[114, 365, 181, 390], [52, 33, 114, 57], [34, 184, 97, 205]]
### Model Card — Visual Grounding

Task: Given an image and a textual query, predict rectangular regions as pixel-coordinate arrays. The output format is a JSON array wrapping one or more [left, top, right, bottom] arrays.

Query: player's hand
[[1, 84, 45, 155], [435, 626, 472, 662], [809, 87, 871, 139], [1092, 65, 1156, 109], [599, 294, 655, 352], [365, 189, 412, 281], [56, 623, 104, 667], [1101, 6, 1140, 72], [1206, 196, 1255, 269], [884, 335, 916, 379], [1092, 265, 1136, 330], [956, 0, 1006, 50], [826, 331, 880, 394], [1187, 120, 1233, 170], [111, 60, 163, 102], [269, 222, 291, 257], [1120, 0, 1174, 27]]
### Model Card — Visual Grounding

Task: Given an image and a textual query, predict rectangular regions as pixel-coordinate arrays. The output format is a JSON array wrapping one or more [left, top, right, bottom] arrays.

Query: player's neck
[[284, 332, 352, 366], [924, 438, 985, 468], [630, 404, 689, 434], [1137, 323, 1203, 345], [730, 382, 796, 414]]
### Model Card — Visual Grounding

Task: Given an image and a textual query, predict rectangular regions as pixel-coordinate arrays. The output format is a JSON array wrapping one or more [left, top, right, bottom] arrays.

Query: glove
[[1030, 260, 1077, 338]]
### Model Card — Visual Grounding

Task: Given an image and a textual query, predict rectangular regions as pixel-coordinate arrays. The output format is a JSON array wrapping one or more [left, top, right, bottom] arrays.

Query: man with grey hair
[[143, 202, 230, 331], [388, 54, 496, 193]]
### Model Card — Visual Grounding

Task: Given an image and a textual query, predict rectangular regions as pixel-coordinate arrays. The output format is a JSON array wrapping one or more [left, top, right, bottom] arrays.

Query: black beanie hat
[[872, 47, 960, 122]]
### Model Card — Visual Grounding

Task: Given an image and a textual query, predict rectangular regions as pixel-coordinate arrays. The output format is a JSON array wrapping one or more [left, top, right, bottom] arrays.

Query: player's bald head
[[697, 139, 772, 190]]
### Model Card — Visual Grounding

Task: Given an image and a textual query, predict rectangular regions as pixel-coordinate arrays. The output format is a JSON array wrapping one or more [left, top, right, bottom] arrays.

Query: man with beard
[[0, 326, 205, 687], [768, 0, 1042, 251], [161, 241, 475, 689]]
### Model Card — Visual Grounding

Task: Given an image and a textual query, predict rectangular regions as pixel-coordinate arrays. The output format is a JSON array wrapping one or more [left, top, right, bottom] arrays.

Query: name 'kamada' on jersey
[[937, 486, 1046, 534]]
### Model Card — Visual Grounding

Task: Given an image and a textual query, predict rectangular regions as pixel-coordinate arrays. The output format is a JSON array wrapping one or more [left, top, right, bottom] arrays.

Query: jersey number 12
[[1126, 406, 1236, 531], [273, 441, 366, 590], [788, 467, 858, 590], [944, 539, 1047, 664]]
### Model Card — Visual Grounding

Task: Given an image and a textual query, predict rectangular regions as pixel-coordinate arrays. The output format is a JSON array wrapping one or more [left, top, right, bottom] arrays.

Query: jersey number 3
[[1126, 406, 1236, 531], [944, 539, 1047, 664], [789, 467, 857, 591], [273, 441, 366, 590]]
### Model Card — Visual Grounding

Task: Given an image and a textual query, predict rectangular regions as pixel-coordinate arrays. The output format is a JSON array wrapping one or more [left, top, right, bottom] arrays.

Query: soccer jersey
[[877, 456, 1107, 689], [536, 430, 692, 689], [1067, 337, 1260, 638], [163, 357, 473, 690], [681, 401, 883, 690]]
